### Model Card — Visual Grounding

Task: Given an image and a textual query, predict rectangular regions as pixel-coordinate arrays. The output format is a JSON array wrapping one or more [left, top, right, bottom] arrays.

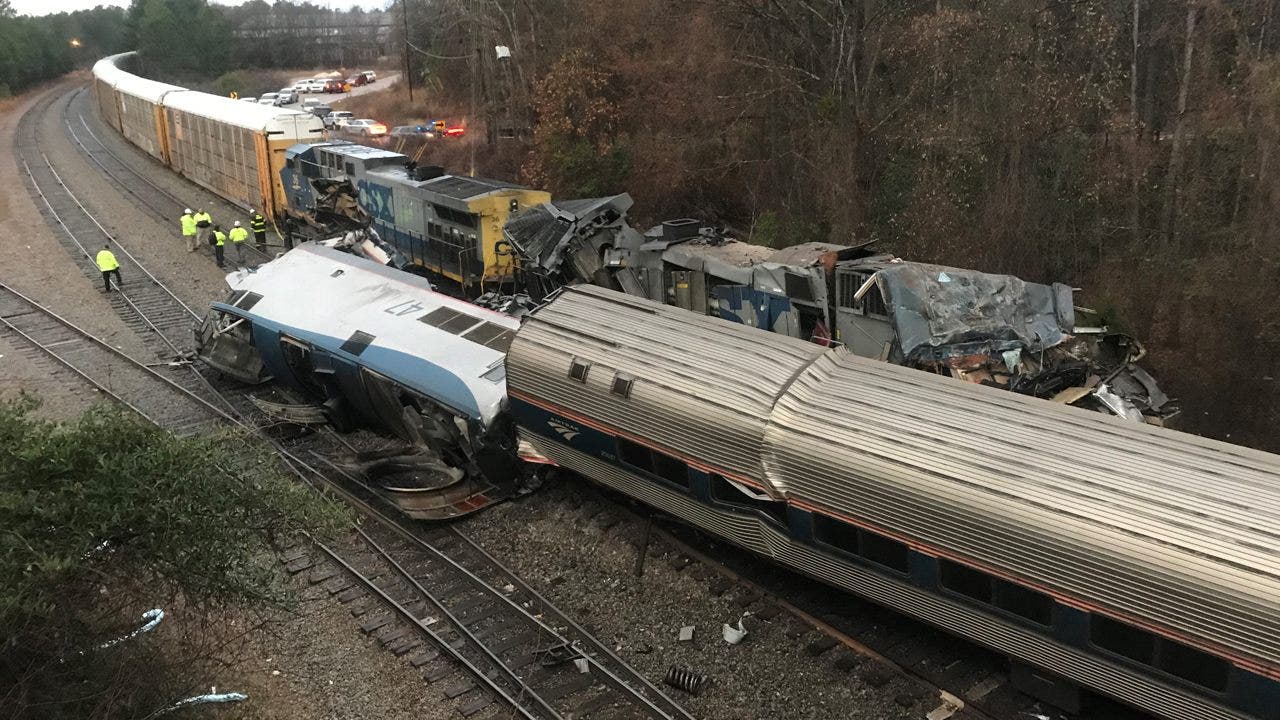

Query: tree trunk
[[1130, 0, 1142, 247], [1160, 1, 1198, 247]]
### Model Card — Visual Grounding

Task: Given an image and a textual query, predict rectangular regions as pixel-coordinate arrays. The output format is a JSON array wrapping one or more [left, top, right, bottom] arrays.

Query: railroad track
[[61, 89, 277, 264], [294, 516, 695, 720], [18, 93, 201, 361], [0, 281, 223, 435]]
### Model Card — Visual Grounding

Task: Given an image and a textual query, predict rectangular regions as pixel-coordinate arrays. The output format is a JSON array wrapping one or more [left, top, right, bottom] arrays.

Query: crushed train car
[[503, 197, 1176, 423], [194, 244, 527, 519]]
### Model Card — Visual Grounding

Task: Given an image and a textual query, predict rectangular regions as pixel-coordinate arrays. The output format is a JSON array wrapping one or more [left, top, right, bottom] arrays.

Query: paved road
[[286, 72, 401, 108]]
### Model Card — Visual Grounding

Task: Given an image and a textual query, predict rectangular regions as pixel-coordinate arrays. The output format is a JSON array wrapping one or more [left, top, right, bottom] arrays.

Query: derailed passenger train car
[[506, 285, 1280, 720], [195, 244, 523, 518]]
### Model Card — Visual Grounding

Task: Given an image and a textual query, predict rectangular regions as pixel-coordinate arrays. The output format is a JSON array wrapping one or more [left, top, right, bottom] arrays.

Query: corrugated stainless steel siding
[[524, 430, 1250, 720], [507, 285, 827, 484], [766, 351, 1280, 668]]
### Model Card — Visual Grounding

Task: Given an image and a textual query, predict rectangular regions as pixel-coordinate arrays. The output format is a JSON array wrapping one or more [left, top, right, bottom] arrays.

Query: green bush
[[0, 396, 348, 718]]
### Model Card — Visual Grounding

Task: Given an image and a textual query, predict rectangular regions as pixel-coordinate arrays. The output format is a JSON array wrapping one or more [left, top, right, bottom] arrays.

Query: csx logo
[[547, 419, 580, 442]]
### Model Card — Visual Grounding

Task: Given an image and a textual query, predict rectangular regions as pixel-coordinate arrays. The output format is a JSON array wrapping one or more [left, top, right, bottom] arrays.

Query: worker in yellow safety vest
[[180, 208, 197, 251], [193, 209, 213, 252], [96, 243, 121, 292], [212, 225, 227, 268], [229, 221, 250, 263], [249, 210, 267, 248]]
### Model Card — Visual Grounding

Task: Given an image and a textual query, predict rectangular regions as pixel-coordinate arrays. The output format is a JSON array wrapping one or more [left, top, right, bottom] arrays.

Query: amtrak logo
[[547, 419, 580, 442]]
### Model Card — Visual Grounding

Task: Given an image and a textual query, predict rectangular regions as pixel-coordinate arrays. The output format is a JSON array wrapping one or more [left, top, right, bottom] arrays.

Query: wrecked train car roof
[[868, 262, 1076, 358], [219, 244, 516, 425]]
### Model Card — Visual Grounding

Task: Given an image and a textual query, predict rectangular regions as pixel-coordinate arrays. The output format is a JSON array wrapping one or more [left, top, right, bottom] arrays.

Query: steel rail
[[0, 281, 241, 427], [19, 156, 196, 362], [308, 454, 694, 720], [33, 153, 200, 321]]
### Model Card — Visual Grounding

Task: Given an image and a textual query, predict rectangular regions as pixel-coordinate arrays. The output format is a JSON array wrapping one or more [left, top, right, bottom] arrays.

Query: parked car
[[344, 119, 387, 137], [305, 79, 327, 93], [359, 70, 376, 83], [323, 79, 349, 94], [275, 89, 298, 105], [309, 104, 333, 119], [347, 74, 369, 88], [258, 92, 279, 105], [323, 111, 354, 129], [390, 125, 421, 137], [290, 81, 310, 93], [239, 96, 257, 103]]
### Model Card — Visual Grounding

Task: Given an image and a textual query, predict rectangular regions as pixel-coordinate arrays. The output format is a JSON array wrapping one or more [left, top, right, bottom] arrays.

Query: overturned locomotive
[[195, 244, 525, 519]]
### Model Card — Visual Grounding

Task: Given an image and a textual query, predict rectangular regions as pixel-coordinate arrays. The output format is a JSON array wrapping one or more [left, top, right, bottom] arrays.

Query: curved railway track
[[10, 82, 698, 720]]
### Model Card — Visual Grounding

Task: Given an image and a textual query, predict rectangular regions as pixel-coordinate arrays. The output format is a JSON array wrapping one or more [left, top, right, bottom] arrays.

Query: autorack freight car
[[91, 52, 323, 219], [506, 284, 1280, 720]]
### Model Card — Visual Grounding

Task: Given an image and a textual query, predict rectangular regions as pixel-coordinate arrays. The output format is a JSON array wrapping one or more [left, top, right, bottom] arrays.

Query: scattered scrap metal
[[503, 196, 1177, 424]]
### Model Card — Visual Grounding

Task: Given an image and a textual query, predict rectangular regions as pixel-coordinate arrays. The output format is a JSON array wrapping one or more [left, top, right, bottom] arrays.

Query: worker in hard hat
[[249, 210, 267, 249], [228, 221, 250, 263], [180, 208, 197, 251], [193, 208, 213, 253]]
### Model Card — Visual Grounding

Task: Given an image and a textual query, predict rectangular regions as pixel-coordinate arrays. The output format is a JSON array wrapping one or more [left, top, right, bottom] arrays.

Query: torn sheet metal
[[873, 263, 1074, 362]]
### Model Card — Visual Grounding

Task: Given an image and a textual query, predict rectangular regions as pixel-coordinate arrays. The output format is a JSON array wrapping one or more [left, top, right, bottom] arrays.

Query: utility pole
[[468, 0, 478, 177], [469, 44, 478, 177], [402, 0, 413, 102]]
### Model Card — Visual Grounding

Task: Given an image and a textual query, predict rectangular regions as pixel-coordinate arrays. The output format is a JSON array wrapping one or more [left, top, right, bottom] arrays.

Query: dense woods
[[409, 0, 1280, 451]]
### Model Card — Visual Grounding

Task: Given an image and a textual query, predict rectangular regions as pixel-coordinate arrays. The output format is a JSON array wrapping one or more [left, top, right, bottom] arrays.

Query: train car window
[[339, 330, 375, 356], [993, 579, 1053, 626], [611, 373, 634, 398], [232, 291, 263, 311], [568, 358, 591, 383], [709, 474, 787, 525], [1090, 614, 1156, 664], [812, 513, 860, 557], [616, 437, 689, 490], [651, 451, 690, 489], [345, 162, 355, 176], [1157, 639, 1230, 692], [617, 437, 652, 472], [785, 271, 815, 302], [859, 529, 909, 573], [939, 559, 994, 603]]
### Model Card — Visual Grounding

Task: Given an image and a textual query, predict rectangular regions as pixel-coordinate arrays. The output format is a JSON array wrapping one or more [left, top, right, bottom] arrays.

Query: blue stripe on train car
[[227, 304, 484, 421]]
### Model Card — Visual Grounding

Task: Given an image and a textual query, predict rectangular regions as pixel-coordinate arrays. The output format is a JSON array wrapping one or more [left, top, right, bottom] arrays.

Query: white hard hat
[[234, 221, 242, 227], [185, 208, 193, 214], [250, 209, 257, 214]]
